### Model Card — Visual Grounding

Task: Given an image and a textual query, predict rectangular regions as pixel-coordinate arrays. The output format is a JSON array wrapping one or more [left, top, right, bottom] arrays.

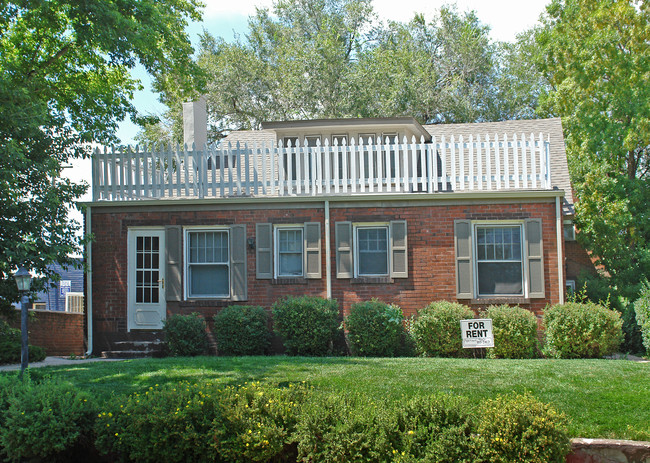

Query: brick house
[[85, 108, 577, 355]]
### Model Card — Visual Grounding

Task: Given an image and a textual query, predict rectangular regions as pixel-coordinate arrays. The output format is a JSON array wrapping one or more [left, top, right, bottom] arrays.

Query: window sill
[[351, 276, 394, 285], [272, 278, 307, 285], [468, 297, 530, 305]]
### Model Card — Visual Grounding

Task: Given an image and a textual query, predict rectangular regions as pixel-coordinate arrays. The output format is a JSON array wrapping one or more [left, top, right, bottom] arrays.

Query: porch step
[[101, 340, 166, 359]]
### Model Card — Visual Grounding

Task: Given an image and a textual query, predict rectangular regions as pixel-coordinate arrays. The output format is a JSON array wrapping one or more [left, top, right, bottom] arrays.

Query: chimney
[[182, 96, 207, 148]]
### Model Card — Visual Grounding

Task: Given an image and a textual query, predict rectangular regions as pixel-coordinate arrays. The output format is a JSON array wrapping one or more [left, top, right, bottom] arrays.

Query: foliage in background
[[0, 319, 46, 365], [0, 377, 97, 462], [163, 313, 208, 357], [142, 0, 546, 144], [272, 296, 341, 356], [634, 280, 650, 355], [0, 0, 203, 315], [410, 301, 475, 357], [480, 305, 540, 359], [345, 300, 405, 357], [543, 302, 623, 359], [214, 306, 271, 356], [537, 0, 650, 300]]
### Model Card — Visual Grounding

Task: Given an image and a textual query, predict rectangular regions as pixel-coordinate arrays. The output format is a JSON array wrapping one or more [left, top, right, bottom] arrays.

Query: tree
[[146, 0, 543, 145], [0, 0, 203, 313], [537, 0, 650, 296]]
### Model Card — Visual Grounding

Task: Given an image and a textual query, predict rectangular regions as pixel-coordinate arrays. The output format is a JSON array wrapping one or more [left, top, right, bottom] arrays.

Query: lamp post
[[14, 266, 32, 379]]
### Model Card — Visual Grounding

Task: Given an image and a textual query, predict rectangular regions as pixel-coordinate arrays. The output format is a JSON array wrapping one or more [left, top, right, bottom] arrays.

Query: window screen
[[476, 226, 523, 296], [357, 227, 389, 276], [187, 230, 229, 297]]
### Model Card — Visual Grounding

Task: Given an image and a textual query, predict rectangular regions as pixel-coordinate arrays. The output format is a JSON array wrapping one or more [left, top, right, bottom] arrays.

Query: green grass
[[8, 356, 650, 440]]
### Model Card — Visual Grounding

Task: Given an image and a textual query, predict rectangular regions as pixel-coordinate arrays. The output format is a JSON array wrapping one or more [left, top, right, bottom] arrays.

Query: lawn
[[12, 356, 650, 441]]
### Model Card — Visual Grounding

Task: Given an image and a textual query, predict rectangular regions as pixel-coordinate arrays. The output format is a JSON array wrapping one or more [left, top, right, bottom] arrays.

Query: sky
[[68, 0, 550, 207]]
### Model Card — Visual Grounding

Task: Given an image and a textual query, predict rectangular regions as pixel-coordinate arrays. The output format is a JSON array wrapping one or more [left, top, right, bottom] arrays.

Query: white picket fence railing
[[92, 134, 551, 201]]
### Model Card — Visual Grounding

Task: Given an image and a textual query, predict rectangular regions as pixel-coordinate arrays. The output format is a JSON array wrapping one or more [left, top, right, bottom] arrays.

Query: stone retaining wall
[[568, 439, 650, 463]]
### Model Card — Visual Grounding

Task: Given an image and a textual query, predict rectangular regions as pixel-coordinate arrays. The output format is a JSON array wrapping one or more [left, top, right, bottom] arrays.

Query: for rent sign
[[460, 319, 494, 348]]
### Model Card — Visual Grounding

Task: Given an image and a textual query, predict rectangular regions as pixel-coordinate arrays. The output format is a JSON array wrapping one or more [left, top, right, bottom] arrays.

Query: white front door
[[128, 229, 166, 330]]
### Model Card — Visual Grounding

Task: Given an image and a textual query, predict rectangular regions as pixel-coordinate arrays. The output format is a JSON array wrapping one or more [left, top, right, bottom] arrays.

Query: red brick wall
[[90, 199, 562, 351], [6, 310, 85, 356], [565, 240, 599, 282]]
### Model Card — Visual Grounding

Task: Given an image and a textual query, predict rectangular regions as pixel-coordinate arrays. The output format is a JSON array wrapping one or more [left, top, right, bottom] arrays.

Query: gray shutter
[[230, 224, 247, 301], [335, 221, 353, 278], [454, 220, 473, 299], [256, 223, 272, 279], [525, 218, 545, 298], [165, 225, 182, 301], [304, 222, 321, 279], [390, 220, 408, 278]]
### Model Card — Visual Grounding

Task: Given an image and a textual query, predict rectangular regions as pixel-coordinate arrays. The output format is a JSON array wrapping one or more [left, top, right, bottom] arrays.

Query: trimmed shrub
[[95, 381, 221, 463], [96, 380, 311, 463], [216, 381, 310, 462], [543, 302, 623, 358], [345, 300, 405, 357], [272, 296, 340, 356], [634, 280, 650, 354], [163, 313, 208, 356], [395, 394, 474, 463], [296, 392, 398, 463], [410, 301, 475, 357], [480, 305, 539, 359], [474, 393, 570, 463], [0, 378, 97, 462], [214, 306, 271, 355], [0, 320, 46, 365]]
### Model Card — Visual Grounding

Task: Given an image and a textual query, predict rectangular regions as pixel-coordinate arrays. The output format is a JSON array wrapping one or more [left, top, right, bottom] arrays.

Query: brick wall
[[90, 198, 562, 352], [565, 240, 600, 282], [6, 309, 85, 356]]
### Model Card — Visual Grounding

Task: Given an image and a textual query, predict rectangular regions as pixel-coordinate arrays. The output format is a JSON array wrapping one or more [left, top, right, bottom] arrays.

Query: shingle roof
[[423, 117, 573, 214], [220, 117, 573, 213]]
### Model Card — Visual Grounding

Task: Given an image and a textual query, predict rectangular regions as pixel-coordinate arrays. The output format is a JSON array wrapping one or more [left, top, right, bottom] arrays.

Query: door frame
[[127, 227, 166, 331]]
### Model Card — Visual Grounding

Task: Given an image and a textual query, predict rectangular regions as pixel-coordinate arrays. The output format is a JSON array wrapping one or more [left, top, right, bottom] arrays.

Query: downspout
[[325, 200, 332, 299], [556, 196, 564, 304], [85, 205, 93, 357]]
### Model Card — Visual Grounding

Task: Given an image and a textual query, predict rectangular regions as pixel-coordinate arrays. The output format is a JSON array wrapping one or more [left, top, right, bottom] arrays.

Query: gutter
[[85, 205, 93, 357], [556, 196, 564, 304], [325, 200, 332, 299]]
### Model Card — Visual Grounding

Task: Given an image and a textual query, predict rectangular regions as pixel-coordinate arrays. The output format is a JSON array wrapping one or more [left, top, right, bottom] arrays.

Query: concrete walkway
[[0, 356, 125, 372]]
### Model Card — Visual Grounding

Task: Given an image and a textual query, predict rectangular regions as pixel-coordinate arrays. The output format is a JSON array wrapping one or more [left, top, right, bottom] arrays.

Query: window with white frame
[[355, 225, 389, 277], [186, 229, 230, 298], [563, 220, 575, 241], [475, 225, 524, 296], [275, 227, 303, 277]]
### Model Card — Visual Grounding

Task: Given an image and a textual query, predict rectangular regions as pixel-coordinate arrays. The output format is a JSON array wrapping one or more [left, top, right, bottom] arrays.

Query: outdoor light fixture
[[14, 266, 32, 292], [14, 266, 32, 379], [247, 237, 256, 250]]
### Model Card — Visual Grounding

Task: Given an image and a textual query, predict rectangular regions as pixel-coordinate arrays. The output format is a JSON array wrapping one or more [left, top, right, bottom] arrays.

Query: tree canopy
[[0, 0, 203, 311], [537, 0, 650, 296], [146, 0, 543, 143]]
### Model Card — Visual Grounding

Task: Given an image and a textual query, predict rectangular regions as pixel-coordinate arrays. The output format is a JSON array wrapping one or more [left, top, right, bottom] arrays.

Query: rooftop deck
[[92, 134, 552, 202]]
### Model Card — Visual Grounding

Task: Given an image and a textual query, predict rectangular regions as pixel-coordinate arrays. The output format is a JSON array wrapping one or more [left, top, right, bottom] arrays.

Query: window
[[563, 220, 575, 241], [454, 219, 545, 299], [256, 222, 321, 280], [186, 229, 229, 298], [356, 226, 389, 277], [275, 227, 303, 277], [475, 225, 523, 296], [335, 221, 407, 279], [566, 279, 576, 294]]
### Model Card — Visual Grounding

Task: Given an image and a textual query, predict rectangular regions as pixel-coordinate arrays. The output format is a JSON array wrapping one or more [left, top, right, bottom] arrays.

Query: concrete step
[[101, 340, 166, 359]]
